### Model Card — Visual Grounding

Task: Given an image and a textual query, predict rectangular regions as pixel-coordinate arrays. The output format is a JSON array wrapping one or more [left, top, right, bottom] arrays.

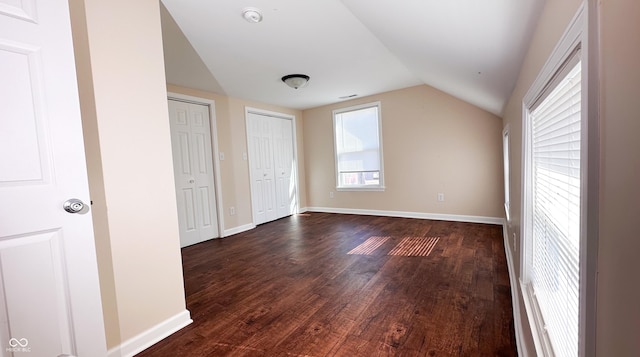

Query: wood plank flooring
[[136, 213, 516, 356]]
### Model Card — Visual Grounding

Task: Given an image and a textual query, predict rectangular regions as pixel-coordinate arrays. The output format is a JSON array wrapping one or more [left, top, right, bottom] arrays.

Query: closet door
[[247, 112, 296, 225], [168, 100, 219, 247], [247, 113, 277, 225], [273, 118, 295, 218]]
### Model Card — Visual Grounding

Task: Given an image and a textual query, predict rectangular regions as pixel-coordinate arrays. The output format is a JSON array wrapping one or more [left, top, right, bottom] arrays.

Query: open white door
[[0, 1, 107, 356]]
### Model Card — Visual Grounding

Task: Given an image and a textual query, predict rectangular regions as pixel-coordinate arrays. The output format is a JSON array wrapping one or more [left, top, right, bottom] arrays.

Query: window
[[522, 26, 584, 357], [503, 126, 510, 221], [333, 102, 383, 190]]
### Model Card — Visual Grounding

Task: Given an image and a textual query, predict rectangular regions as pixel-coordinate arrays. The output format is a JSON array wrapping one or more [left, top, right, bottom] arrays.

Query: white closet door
[[168, 100, 218, 247], [273, 118, 295, 218], [247, 113, 277, 225], [247, 112, 296, 225]]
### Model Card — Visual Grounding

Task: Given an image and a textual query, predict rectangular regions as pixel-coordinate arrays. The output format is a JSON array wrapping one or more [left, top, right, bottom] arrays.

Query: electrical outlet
[[329, 191, 334, 199], [229, 206, 236, 215], [219, 152, 225, 161], [437, 193, 445, 202]]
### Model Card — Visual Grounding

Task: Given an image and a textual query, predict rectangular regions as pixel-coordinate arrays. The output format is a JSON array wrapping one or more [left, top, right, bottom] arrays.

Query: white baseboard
[[305, 207, 504, 225], [503, 222, 528, 357], [107, 310, 192, 357], [222, 223, 255, 237]]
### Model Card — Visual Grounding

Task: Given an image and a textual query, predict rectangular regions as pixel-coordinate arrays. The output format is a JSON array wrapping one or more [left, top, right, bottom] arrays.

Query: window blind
[[529, 60, 581, 356], [334, 105, 381, 187]]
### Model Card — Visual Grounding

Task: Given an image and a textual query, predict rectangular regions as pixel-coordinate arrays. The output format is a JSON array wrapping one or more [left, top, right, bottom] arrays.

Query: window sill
[[520, 279, 553, 356], [336, 186, 385, 192]]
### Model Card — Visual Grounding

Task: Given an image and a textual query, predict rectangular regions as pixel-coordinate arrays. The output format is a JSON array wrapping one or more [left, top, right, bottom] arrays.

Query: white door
[[247, 112, 296, 225], [0, 1, 107, 357], [273, 118, 295, 218], [168, 100, 219, 247], [247, 113, 277, 225]]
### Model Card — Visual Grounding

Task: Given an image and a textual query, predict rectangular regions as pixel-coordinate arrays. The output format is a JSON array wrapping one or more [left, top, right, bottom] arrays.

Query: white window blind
[[528, 57, 581, 356], [333, 103, 383, 189]]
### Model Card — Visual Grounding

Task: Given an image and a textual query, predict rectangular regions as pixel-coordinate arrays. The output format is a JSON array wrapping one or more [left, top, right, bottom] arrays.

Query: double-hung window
[[333, 102, 384, 190], [521, 9, 587, 356]]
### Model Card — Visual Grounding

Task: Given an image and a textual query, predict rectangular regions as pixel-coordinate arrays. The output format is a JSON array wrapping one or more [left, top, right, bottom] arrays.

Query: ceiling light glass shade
[[281, 74, 310, 89]]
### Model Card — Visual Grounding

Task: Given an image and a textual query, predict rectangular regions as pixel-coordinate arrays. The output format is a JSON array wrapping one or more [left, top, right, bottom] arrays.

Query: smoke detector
[[242, 7, 263, 23]]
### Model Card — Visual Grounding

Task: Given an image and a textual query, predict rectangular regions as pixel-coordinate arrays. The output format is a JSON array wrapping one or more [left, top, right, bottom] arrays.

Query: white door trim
[[245, 107, 300, 225], [167, 92, 224, 237]]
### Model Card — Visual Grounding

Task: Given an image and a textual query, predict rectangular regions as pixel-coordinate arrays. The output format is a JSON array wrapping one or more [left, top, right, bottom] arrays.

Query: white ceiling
[[161, 0, 544, 116]]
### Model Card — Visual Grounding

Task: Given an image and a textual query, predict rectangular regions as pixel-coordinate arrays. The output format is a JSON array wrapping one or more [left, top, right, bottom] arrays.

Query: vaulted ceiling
[[160, 0, 544, 116]]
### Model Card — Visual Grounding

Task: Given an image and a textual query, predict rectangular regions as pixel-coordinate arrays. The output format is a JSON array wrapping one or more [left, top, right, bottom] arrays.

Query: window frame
[[332, 101, 384, 191], [519, 5, 596, 356], [502, 125, 511, 222]]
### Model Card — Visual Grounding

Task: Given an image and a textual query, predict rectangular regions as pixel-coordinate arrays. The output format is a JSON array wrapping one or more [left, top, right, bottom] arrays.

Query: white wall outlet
[[437, 193, 445, 202], [329, 191, 334, 199], [229, 206, 236, 215], [219, 152, 225, 161]]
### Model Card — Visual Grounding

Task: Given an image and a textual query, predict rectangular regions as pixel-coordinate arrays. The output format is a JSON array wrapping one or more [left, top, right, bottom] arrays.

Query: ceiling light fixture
[[281, 74, 310, 89], [242, 7, 263, 23]]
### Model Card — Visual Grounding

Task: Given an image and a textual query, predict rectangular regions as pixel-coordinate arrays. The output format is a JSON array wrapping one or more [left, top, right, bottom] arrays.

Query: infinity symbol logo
[[9, 338, 28, 347]]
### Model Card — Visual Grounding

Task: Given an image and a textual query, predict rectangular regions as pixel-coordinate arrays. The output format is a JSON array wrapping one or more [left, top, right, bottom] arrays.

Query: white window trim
[[519, 4, 597, 356], [332, 101, 385, 191]]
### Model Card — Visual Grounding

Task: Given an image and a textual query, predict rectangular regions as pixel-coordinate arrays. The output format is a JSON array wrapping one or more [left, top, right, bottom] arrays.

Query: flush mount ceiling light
[[281, 74, 310, 89], [242, 7, 263, 23]]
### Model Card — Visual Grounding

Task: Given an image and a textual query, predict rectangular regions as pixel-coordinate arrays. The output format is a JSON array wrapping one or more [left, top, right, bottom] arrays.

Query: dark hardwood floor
[[136, 213, 516, 356]]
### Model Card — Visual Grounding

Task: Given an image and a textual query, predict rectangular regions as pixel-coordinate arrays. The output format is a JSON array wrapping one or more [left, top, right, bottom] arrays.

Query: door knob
[[63, 199, 88, 214], [189, 179, 195, 183]]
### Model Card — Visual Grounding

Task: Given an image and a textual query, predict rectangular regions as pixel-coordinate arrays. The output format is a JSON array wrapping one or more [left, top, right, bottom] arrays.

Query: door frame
[[168, 92, 224, 237], [245, 107, 301, 225]]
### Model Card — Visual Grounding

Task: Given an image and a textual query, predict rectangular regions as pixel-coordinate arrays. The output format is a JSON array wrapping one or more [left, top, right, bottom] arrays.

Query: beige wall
[[597, 0, 640, 354], [303, 85, 504, 219], [69, 0, 187, 349], [501, 0, 583, 353], [503, 0, 640, 354], [68, 0, 640, 353], [166, 85, 306, 230]]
